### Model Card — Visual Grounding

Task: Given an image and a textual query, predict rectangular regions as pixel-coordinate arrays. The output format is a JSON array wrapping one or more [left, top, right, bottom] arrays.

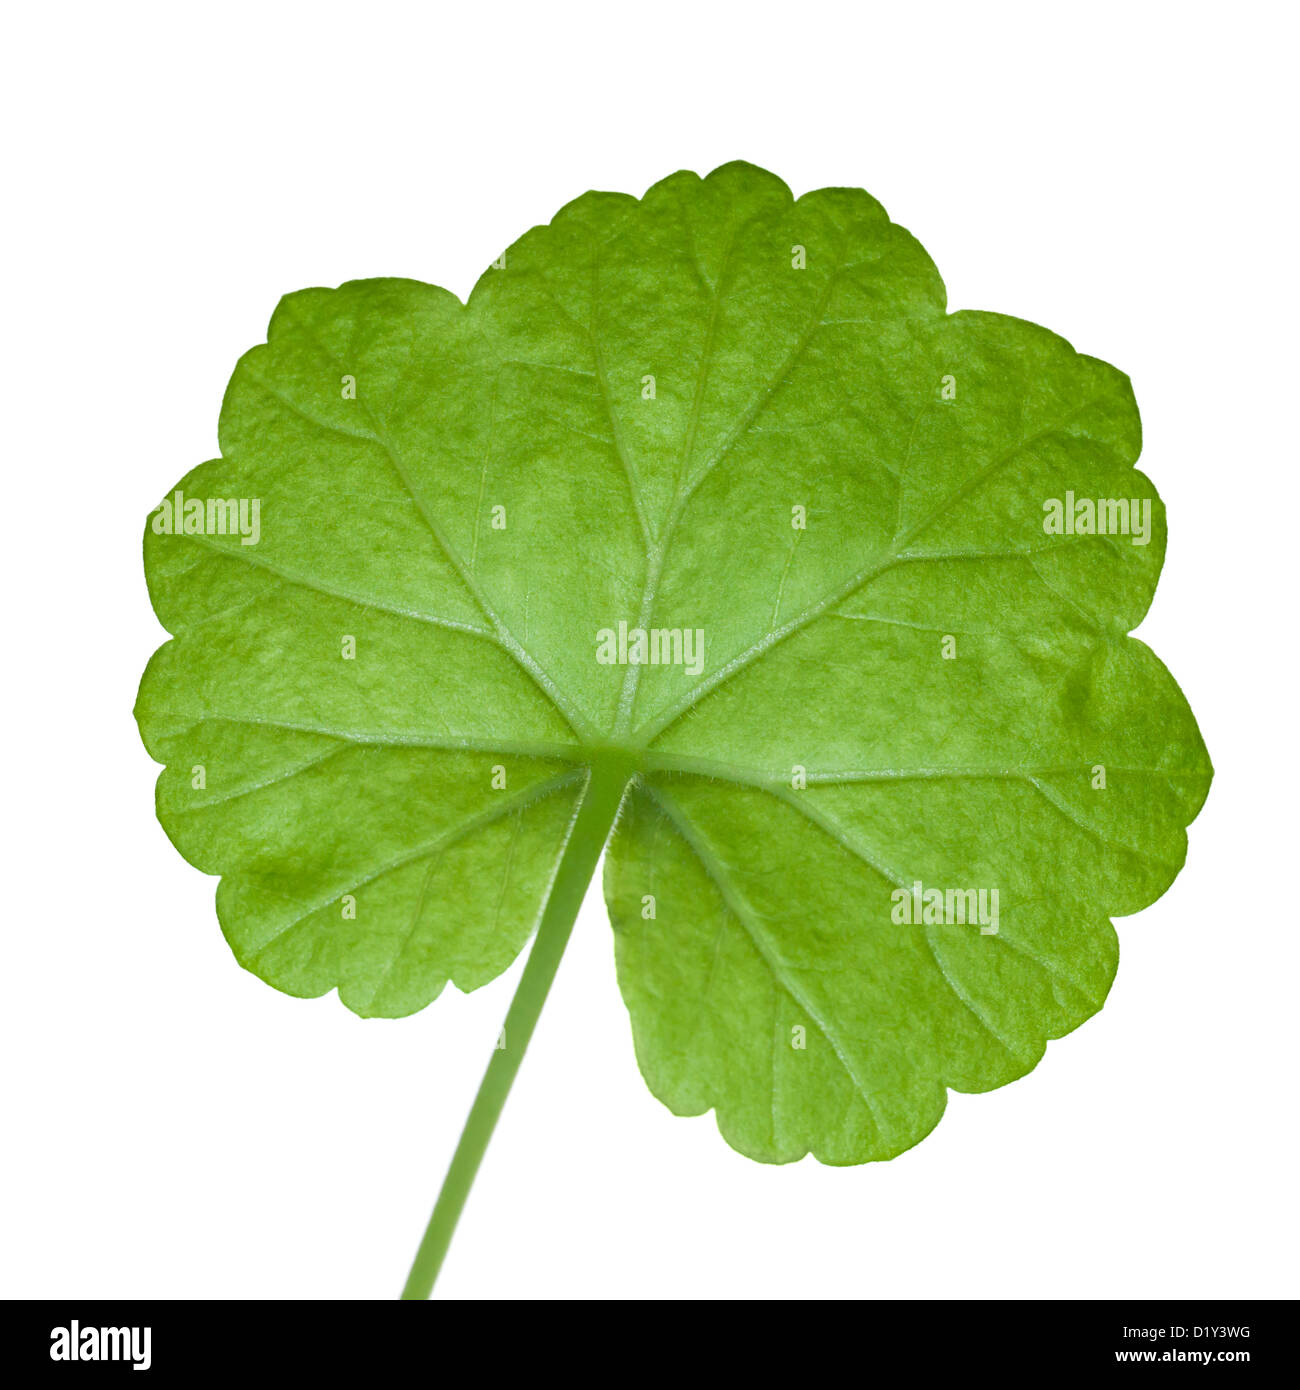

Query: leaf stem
[[399, 753, 633, 1299]]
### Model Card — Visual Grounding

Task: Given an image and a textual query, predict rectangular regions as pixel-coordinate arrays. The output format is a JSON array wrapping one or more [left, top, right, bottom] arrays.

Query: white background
[[4, 1, 1296, 1300]]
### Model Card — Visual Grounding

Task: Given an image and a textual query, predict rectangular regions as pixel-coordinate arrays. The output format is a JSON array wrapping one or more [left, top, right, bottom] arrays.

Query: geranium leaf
[[136, 162, 1210, 1174]]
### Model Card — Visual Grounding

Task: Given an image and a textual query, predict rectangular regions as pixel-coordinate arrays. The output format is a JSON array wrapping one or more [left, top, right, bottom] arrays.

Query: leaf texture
[[136, 162, 1210, 1162]]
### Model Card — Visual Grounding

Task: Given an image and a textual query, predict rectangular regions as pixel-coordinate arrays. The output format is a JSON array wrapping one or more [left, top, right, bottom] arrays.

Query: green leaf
[[136, 161, 1210, 1166]]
